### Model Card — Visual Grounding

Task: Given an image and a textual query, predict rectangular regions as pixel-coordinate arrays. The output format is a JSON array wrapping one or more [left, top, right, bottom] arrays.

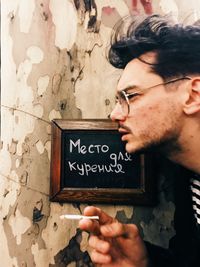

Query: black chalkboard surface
[[50, 119, 156, 205]]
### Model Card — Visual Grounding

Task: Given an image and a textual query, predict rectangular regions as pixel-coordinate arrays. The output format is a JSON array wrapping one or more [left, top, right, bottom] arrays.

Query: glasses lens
[[121, 100, 129, 116], [116, 92, 129, 116]]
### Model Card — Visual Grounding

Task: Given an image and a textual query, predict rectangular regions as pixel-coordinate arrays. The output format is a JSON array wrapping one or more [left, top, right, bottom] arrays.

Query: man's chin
[[125, 143, 140, 154], [125, 142, 158, 155]]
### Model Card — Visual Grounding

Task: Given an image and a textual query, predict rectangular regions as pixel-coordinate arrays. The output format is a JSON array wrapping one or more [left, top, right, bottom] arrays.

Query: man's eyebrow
[[118, 84, 140, 93]]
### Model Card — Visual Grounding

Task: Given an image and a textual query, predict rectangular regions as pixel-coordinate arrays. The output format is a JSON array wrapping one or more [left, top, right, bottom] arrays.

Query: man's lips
[[118, 125, 130, 134], [118, 124, 131, 142], [118, 127, 129, 134], [119, 127, 130, 142]]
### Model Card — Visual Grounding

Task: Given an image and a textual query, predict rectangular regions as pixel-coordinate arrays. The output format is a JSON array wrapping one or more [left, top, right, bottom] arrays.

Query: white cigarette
[[60, 214, 99, 220]]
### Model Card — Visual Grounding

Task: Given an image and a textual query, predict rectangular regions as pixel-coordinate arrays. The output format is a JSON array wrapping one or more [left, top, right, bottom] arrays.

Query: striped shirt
[[190, 174, 200, 226]]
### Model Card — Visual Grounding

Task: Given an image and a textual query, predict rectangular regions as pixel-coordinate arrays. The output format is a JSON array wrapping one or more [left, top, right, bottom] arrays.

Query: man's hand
[[79, 206, 149, 267]]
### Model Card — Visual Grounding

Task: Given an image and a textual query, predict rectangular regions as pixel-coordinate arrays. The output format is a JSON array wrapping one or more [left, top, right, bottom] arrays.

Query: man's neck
[[169, 149, 200, 174], [167, 123, 200, 174]]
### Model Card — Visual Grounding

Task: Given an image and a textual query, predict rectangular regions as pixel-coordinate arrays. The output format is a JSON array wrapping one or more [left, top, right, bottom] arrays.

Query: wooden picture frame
[[50, 119, 156, 205]]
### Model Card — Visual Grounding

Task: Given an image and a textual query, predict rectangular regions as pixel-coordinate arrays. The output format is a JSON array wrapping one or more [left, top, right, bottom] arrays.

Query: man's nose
[[110, 103, 126, 122]]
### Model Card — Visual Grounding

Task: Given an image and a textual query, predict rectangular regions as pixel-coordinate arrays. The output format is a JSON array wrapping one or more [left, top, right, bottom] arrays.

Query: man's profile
[[79, 14, 200, 267]]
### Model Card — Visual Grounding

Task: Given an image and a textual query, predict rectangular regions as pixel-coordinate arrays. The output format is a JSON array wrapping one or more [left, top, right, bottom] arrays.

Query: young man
[[79, 15, 200, 267]]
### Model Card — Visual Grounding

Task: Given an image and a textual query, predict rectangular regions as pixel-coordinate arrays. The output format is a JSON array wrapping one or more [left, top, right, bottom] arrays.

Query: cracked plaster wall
[[1, 0, 200, 266]]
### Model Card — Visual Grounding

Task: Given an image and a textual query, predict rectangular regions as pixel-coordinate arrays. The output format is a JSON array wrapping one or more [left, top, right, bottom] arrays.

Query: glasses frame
[[117, 76, 192, 116]]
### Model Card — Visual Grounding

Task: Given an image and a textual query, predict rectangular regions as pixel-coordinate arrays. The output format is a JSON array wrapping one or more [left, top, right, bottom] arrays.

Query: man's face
[[110, 53, 185, 155]]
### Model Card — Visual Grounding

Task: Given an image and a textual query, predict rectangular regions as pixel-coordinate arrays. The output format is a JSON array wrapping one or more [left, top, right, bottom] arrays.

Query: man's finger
[[90, 250, 112, 264], [79, 218, 100, 235], [89, 235, 110, 254], [83, 206, 115, 225], [100, 222, 139, 239]]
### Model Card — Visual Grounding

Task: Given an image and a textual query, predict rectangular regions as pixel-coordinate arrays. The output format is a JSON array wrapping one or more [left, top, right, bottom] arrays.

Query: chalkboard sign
[[50, 119, 156, 205]]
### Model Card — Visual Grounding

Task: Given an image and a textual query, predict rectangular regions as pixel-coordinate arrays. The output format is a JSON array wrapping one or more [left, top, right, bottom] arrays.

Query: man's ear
[[183, 77, 200, 115]]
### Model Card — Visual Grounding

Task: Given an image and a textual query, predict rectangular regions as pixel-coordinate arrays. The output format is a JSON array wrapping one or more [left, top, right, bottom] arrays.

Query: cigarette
[[60, 214, 99, 220]]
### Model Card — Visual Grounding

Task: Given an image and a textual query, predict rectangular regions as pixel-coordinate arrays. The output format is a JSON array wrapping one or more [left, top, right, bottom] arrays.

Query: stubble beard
[[125, 126, 182, 158]]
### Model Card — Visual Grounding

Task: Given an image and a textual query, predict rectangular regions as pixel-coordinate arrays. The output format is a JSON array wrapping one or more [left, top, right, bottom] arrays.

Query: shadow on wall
[[50, 229, 94, 267]]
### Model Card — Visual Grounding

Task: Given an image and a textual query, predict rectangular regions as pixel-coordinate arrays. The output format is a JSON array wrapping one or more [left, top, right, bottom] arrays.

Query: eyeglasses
[[115, 76, 191, 117]]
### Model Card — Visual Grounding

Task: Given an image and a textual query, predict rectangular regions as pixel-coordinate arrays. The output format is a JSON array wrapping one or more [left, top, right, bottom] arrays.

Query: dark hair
[[108, 14, 200, 79]]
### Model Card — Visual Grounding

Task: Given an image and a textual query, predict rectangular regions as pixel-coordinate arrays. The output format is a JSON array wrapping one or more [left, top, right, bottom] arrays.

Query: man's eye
[[127, 92, 139, 100], [127, 94, 135, 100]]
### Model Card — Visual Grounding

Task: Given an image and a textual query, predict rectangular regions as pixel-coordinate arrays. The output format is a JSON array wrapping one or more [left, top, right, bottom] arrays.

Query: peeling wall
[[1, 0, 200, 266]]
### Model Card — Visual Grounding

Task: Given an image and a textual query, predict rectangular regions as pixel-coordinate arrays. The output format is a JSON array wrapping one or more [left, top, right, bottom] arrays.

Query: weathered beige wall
[[1, 0, 200, 266]]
